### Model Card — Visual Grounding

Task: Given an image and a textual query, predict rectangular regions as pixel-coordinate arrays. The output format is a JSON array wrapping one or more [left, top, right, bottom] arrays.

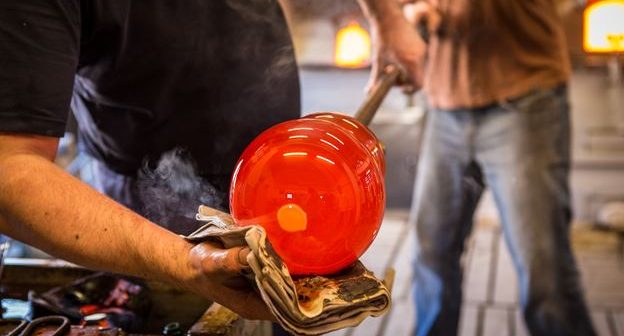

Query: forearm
[[0, 152, 198, 288], [358, 0, 405, 29]]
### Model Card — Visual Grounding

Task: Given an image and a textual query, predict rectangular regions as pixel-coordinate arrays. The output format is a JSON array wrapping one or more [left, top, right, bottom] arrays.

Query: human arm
[[0, 133, 272, 320], [357, 0, 433, 93], [0, 0, 271, 319]]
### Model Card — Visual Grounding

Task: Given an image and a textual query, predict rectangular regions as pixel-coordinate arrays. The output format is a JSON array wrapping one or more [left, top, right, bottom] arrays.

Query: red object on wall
[[229, 114, 385, 275]]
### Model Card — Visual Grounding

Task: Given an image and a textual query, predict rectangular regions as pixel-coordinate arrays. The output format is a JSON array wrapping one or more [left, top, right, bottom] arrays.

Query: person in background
[[0, 0, 299, 319], [358, 0, 597, 335]]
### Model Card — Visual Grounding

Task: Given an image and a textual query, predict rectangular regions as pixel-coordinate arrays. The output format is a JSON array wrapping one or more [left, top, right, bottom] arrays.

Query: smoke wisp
[[137, 148, 225, 234]]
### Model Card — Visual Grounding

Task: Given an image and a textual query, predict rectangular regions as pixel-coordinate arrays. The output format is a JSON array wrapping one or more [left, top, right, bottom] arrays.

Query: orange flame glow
[[335, 22, 371, 68], [584, 0, 624, 53]]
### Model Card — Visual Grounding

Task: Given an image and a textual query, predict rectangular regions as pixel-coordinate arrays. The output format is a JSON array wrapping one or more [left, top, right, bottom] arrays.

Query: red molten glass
[[230, 115, 385, 275], [305, 112, 385, 173]]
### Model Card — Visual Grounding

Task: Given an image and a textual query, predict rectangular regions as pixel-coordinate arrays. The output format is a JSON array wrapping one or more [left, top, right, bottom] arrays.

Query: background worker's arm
[[357, 0, 432, 92], [0, 133, 271, 320]]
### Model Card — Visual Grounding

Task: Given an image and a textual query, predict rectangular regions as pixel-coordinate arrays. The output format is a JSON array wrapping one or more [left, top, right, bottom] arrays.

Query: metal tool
[[354, 65, 402, 126], [17, 316, 70, 336], [0, 318, 28, 336]]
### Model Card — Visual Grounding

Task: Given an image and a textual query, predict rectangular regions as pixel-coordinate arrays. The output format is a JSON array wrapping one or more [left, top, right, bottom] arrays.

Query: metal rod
[[354, 65, 401, 126]]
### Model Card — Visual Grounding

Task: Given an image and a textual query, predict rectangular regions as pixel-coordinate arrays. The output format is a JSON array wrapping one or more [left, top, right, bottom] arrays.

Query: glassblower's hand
[[187, 242, 274, 320], [368, 16, 426, 95], [366, 0, 441, 95], [402, 0, 442, 37], [184, 206, 274, 321]]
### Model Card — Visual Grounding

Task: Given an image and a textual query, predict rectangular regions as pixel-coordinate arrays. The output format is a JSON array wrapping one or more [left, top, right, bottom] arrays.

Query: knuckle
[[192, 244, 241, 277], [223, 249, 242, 274]]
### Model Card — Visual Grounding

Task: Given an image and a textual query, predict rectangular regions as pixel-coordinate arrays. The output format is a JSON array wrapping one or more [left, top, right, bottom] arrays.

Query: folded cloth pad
[[185, 205, 392, 336]]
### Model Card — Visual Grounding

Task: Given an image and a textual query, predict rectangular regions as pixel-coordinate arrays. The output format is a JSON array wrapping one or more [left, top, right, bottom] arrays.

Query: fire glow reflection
[[335, 21, 371, 68], [584, 0, 624, 52]]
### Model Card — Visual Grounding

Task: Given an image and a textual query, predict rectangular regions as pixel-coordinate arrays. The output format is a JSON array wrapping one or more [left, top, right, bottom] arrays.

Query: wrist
[[367, 8, 414, 43], [359, 0, 405, 29], [163, 236, 203, 291], [133, 221, 203, 291]]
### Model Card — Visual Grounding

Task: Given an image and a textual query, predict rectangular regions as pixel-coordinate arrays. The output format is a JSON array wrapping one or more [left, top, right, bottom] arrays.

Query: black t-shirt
[[0, 0, 300, 177]]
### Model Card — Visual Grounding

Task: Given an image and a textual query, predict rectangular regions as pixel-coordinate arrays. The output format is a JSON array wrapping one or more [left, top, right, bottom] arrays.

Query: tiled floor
[[328, 208, 624, 336]]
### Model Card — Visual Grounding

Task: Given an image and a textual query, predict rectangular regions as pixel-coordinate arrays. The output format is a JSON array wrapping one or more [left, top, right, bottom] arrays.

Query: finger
[[237, 246, 251, 265], [403, 2, 429, 25], [427, 5, 442, 33], [190, 243, 251, 278], [365, 59, 382, 95], [392, 62, 409, 84], [394, 61, 420, 91], [382, 64, 409, 91], [406, 62, 423, 90], [402, 3, 417, 24], [401, 84, 417, 95], [387, 60, 416, 91]]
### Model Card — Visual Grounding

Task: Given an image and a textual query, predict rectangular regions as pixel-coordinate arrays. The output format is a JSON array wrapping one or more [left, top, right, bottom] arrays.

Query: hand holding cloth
[[185, 205, 392, 336]]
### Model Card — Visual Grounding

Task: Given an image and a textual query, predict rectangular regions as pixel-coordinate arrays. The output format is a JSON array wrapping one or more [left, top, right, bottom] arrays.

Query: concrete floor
[[326, 210, 624, 336]]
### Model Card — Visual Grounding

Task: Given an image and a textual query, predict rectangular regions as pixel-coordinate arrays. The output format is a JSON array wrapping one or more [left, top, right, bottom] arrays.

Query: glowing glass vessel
[[229, 113, 385, 275], [306, 112, 385, 174]]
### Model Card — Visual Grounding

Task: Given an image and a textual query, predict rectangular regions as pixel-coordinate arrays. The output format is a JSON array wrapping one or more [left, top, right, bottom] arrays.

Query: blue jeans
[[411, 85, 596, 336]]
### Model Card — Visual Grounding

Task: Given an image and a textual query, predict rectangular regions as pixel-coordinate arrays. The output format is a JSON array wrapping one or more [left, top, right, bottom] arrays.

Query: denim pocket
[[499, 84, 567, 115]]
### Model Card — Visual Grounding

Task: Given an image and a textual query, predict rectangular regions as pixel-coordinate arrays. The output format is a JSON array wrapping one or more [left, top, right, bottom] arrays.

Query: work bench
[[0, 258, 270, 336]]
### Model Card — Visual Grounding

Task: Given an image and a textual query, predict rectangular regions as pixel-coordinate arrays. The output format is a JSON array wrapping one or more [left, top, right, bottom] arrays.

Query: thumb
[[403, 2, 428, 25], [365, 57, 383, 95], [190, 243, 251, 278]]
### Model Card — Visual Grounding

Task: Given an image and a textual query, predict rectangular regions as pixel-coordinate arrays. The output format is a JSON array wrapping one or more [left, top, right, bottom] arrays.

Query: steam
[[226, 0, 279, 23], [265, 45, 297, 84], [137, 149, 225, 233], [136, 1, 298, 233]]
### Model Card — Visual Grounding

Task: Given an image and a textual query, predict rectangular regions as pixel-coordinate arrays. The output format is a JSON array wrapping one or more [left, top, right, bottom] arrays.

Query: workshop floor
[[326, 205, 624, 336]]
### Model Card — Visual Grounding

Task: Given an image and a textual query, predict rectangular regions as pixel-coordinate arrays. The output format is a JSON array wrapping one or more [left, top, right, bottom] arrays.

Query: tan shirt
[[424, 0, 571, 109]]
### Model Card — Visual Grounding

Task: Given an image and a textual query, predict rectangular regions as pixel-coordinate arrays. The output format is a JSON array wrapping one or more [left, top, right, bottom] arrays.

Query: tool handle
[[18, 316, 70, 336], [0, 319, 27, 336], [354, 65, 401, 126]]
